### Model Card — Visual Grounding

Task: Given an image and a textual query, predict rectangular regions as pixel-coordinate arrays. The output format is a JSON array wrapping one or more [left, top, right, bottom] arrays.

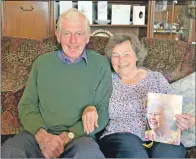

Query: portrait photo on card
[[145, 93, 183, 145]]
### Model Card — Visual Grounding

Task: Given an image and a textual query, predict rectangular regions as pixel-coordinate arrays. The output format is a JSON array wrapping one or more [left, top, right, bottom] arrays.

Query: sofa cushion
[[1, 36, 40, 92], [1, 88, 25, 134], [141, 38, 195, 83], [171, 72, 195, 147], [86, 36, 109, 55], [38, 35, 61, 55]]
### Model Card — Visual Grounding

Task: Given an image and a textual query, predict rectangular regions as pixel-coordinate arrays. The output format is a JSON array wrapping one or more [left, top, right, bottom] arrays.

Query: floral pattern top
[[100, 69, 174, 140]]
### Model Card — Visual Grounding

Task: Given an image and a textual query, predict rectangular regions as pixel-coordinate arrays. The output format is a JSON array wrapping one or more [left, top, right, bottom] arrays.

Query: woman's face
[[147, 106, 164, 130], [111, 40, 137, 76]]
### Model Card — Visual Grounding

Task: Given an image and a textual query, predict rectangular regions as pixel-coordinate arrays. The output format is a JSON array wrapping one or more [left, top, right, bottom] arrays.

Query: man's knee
[[67, 136, 104, 158], [1, 131, 40, 158], [2, 131, 35, 148]]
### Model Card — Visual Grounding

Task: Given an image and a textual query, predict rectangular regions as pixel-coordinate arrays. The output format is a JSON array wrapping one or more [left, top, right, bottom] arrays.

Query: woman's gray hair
[[105, 33, 148, 67], [56, 8, 91, 36]]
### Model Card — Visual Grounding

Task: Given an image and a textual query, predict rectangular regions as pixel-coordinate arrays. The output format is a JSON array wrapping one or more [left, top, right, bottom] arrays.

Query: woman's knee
[[149, 142, 186, 158], [99, 133, 148, 158]]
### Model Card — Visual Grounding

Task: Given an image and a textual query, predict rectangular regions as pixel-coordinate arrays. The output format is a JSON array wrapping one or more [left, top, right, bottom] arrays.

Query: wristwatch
[[68, 132, 75, 140]]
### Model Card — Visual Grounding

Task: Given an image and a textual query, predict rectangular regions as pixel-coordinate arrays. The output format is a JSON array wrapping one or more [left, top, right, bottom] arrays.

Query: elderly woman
[[146, 99, 180, 145], [89, 34, 195, 158]]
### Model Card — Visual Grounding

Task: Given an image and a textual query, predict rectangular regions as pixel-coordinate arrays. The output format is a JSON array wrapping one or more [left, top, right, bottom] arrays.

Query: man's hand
[[59, 132, 71, 145], [82, 106, 98, 134], [35, 128, 65, 158], [176, 113, 195, 131]]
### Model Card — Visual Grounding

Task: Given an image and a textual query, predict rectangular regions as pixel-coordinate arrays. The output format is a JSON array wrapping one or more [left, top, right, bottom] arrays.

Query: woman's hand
[[82, 106, 99, 134], [175, 113, 195, 131]]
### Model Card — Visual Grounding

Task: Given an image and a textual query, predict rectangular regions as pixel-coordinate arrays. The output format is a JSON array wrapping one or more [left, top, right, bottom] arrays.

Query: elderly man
[[2, 8, 112, 158]]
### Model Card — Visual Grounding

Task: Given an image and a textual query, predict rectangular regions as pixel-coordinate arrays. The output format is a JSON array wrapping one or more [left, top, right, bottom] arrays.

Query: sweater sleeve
[[18, 60, 46, 135], [69, 57, 112, 138], [90, 57, 112, 136]]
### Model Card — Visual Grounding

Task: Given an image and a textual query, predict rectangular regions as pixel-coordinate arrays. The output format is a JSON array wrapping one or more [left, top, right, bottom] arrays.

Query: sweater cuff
[[68, 121, 86, 138]]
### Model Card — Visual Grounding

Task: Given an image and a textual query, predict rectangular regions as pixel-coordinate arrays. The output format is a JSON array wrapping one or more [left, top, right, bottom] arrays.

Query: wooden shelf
[[91, 24, 147, 27]]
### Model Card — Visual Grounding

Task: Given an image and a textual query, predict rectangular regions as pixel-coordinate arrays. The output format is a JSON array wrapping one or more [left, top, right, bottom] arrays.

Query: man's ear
[[86, 33, 91, 44], [55, 30, 61, 43]]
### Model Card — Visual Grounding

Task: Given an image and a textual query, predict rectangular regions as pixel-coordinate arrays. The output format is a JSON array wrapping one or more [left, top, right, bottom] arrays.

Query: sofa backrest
[[141, 38, 195, 83], [2, 35, 195, 92]]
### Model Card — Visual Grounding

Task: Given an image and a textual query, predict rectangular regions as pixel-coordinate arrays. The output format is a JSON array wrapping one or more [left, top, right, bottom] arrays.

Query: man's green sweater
[[18, 50, 112, 138]]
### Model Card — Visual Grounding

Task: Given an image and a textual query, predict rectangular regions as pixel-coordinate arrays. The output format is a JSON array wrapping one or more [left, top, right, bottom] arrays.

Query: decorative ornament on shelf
[[94, 20, 111, 25], [187, 4, 196, 19]]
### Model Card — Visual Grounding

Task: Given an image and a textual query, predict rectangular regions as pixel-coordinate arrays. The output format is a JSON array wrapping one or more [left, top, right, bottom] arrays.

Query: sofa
[[1, 35, 196, 157]]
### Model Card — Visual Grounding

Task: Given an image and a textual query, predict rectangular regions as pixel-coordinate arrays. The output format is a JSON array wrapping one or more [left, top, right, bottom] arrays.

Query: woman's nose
[[151, 114, 156, 119]]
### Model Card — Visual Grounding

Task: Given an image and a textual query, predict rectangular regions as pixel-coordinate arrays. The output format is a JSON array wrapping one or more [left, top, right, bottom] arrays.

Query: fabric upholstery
[[141, 38, 195, 83], [38, 35, 60, 55], [86, 36, 109, 55], [171, 72, 196, 147], [1, 88, 25, 134], [1, 37, 40, 92]]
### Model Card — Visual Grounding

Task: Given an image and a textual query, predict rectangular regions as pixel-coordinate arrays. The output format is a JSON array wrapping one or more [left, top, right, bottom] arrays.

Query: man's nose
[[70, 34, 77, 43]]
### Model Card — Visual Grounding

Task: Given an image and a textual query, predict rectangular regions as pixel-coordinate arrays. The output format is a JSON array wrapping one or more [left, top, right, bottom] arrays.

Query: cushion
[[86, 36, 109, 55], [38, 35, 61, 55], [1, 88, 25, 134], [1, 36, 40, 92], [171, 72, 195, 147], [141, 38, 195, 83]]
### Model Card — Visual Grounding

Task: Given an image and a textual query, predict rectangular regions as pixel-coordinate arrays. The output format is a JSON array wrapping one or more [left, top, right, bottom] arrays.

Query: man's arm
[[89, 58, 112, 136], [68, 57, 112, 137], [18, 60, 46, 135]]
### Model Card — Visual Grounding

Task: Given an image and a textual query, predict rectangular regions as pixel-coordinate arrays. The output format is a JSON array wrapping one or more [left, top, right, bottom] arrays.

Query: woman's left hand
[[175, 113, 195, 131], [82, 106, 99, 134]]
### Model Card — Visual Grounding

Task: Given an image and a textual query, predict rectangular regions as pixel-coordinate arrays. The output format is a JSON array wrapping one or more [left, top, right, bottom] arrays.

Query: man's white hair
[[56, 8, 91, 36]]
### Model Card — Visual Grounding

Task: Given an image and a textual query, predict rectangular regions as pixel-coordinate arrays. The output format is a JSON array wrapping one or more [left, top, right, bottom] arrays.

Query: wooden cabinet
[[151, 0, 196, 42], [2, 1, 56, 40]]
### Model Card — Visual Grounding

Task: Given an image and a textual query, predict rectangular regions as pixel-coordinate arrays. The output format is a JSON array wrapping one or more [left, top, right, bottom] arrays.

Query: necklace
[[121, 69, 140, 81], [153, 132, 168, 142]]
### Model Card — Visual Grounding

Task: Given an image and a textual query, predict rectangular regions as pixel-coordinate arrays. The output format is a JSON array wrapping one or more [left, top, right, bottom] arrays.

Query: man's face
[[147, 106, 164, 130], [55, 16, 90, 61]]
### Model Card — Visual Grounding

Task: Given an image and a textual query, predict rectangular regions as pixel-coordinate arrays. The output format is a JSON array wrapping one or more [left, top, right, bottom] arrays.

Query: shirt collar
[[58, 50, 88, 65]]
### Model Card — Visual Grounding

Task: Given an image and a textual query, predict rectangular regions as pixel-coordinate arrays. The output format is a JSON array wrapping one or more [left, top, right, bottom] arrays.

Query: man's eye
[[75, 32, 84, 36], [63, 32, 70, 36], [112, 54, 119, 57]]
